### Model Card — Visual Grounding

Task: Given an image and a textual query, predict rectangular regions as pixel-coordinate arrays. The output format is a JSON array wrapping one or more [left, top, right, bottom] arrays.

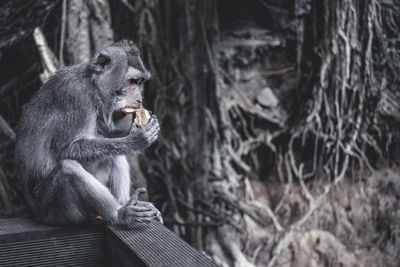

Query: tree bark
[[66, 0, 113, 65], [87, 0, 114, 53], [67, 0, 91, 64]]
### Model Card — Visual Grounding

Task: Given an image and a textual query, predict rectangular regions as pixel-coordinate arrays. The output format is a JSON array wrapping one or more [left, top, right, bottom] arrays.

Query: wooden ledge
[[0, 216, 216, 267]]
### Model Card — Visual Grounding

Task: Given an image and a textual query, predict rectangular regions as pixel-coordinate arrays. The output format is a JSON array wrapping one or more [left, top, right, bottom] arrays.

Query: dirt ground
[[248, 167, 400, 267]]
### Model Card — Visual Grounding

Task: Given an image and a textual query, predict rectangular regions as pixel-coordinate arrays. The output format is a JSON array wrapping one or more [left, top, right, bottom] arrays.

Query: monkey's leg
[[108, 157, 163, 224], [34, 159, 159, 225], [33, 159, 121, 225], [109, 156, 131, 204]]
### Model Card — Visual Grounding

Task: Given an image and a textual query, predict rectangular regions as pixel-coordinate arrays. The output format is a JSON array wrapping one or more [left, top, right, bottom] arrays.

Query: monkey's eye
[[129, 78, 144, 86], [115, 87, 126, 96]]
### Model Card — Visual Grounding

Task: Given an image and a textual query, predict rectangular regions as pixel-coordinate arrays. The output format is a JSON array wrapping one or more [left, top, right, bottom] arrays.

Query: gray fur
[[15, 42, 162, 225]]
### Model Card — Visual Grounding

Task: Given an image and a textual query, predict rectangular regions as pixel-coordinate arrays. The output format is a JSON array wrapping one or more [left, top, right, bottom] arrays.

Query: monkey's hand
[[127, 115, 160, 152], [117, 187, 163, 224]]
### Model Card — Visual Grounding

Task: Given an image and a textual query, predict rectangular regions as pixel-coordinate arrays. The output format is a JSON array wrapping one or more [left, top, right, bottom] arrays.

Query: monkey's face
[[113, 65, 151, 111], [92, 43, 151, 113]]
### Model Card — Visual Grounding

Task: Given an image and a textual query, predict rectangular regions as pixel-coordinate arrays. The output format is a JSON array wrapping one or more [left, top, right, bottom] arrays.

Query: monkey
[[14, 41, 162, 225]]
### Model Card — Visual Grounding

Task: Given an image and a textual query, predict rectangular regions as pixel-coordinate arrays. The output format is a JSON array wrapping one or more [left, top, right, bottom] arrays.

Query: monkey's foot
[[118, 188, 163, 224]]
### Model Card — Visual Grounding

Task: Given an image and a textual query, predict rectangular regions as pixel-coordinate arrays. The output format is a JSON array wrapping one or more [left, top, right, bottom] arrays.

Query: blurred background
[[1, 0, 400, 266]]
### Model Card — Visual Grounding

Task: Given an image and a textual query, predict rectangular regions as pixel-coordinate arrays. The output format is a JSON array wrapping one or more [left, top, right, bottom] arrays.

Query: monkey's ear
[[94, 52, 111, 72]]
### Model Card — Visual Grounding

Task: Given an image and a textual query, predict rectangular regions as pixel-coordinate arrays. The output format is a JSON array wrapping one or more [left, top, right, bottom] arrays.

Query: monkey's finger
[[126, 210, 158, 218], [129, 205, 152, 212], [134, 187, 147, 196], [156, 212, 163, 224], [147, 125, 160, 139], [144, 115, 158, 128], [133, 217, 151, 224], [126, 197, 137, 207], [126, 216, 150, 224], [135, 201, 162, 223], [135, 200, 156, 209], [127, 187, 147, 206]]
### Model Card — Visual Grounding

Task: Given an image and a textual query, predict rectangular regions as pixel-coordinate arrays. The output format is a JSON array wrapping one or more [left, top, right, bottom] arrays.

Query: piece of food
[[122, 106, 151, 128], [133, 107, 151, 128], [122, 107, 136, 114]]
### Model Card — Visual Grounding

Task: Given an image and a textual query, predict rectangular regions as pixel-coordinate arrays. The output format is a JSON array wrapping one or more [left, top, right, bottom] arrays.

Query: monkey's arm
[[106, 129, 130, 138], [62, 137, 142, 161], [61, 116, 159, 161]]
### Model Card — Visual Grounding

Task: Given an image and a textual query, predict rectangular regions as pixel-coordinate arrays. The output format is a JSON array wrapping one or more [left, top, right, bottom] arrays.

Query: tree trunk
[[67, 0, 91, 64], [66, 0, 113, 64]]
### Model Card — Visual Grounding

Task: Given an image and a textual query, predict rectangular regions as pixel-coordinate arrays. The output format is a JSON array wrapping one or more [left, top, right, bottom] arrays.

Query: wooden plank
[[0, 216, 217, 267], [0, 216, 105, 267], [107, 221, 217, 267]]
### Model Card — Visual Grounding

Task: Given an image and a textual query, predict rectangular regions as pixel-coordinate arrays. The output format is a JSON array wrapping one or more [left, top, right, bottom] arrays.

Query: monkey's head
[[90, 41, 151, 113]]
